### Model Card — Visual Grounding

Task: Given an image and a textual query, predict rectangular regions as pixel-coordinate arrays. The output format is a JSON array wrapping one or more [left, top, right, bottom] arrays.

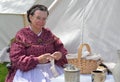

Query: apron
[[13, 59, 63, 82]]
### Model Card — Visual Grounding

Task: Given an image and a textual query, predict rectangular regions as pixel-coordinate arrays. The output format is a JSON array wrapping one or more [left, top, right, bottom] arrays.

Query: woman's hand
[[37, 53, 54, 64], [51, 51, 62, 60], [37, 52, 62, 64]]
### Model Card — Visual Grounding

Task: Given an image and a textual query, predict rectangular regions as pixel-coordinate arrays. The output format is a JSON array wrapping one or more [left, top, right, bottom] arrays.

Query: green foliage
[[0, 62, 8, 82]]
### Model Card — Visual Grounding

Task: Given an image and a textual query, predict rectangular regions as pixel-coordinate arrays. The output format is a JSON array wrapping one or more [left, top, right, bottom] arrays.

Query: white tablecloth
[[52, 74, 114, 82]]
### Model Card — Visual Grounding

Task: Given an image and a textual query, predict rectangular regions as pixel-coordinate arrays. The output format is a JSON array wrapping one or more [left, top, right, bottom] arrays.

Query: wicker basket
[[67, 43, 101, 74]]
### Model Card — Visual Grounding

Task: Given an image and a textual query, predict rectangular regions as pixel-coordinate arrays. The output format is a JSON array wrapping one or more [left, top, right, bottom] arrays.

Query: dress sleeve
[[53, 36, 68, 67], [10, 35, 39, 72]]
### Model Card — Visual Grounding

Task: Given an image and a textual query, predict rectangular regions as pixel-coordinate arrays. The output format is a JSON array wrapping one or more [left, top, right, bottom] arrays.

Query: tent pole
[[22, 14, 29, 27], [81, 8, 85, 44], [48, 0, 62, 13]]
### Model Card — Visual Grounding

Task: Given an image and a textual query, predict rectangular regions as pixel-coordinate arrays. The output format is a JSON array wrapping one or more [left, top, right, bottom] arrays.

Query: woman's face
[[30, 10, 48, 29]]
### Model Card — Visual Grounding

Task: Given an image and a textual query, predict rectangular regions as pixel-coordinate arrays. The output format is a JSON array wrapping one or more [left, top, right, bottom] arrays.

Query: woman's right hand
[[37, 53, 54, 64]]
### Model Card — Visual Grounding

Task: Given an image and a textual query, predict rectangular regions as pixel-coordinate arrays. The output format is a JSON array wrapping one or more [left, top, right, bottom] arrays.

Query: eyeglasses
[[32, 15, 47, 21]]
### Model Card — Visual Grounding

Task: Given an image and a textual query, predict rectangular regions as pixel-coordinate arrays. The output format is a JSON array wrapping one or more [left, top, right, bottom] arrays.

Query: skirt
[[13, 63, 63, 82]]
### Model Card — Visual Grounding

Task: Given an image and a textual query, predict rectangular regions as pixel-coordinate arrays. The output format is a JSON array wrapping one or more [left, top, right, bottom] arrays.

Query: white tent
[[0, 0, 120, 63]]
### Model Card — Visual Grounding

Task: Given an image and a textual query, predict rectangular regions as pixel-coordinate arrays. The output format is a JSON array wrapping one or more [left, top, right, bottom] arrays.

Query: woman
[[5, 4, 68, 82]]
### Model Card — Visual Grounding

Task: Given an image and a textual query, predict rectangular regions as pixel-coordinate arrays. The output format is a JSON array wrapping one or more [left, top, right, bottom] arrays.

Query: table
[[51, 74, 114, 82]]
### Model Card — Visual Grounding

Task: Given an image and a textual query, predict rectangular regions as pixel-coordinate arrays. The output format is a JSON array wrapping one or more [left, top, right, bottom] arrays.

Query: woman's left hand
[[52, 51, 62, 60]]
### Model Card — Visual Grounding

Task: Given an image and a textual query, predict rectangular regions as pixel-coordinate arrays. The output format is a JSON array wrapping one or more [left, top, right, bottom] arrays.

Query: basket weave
[[67, 43, 100, 74]]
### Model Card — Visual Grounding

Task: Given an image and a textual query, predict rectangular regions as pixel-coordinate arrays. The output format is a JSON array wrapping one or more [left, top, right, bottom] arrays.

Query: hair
[[27, 4, 49, 23]]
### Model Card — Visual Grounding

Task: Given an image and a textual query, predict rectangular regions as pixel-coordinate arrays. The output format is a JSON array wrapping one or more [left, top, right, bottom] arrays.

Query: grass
[[0, 62, 8, 82]]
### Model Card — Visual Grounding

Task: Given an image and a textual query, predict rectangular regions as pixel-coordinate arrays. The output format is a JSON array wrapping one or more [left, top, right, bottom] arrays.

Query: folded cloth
[[66, 51, 102, 61], [102, 62, 116, 72], [50, 59, 59, 77], [82, 50, 90, 58], [66, 53, 78, 59], [85, 53, 102, 60]]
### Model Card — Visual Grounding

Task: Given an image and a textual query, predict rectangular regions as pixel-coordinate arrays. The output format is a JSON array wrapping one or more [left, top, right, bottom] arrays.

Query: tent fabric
[[0, 0, 34, 14], [0, 14, 26, 49], [46, 0, 120, 62], [0, 0, 55, 50], [0, 0, 120, 63]]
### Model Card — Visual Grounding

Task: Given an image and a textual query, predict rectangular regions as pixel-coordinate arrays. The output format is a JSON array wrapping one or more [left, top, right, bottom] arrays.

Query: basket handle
[[78, 43, 91, 60]]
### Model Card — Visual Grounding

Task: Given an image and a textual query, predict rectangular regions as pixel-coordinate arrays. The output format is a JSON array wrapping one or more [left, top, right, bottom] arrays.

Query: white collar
[[29, 25, 42, 36]]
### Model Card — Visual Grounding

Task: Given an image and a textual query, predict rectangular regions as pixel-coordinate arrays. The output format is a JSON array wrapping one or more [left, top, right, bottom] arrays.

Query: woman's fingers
[[52, 52, 62, 60]]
